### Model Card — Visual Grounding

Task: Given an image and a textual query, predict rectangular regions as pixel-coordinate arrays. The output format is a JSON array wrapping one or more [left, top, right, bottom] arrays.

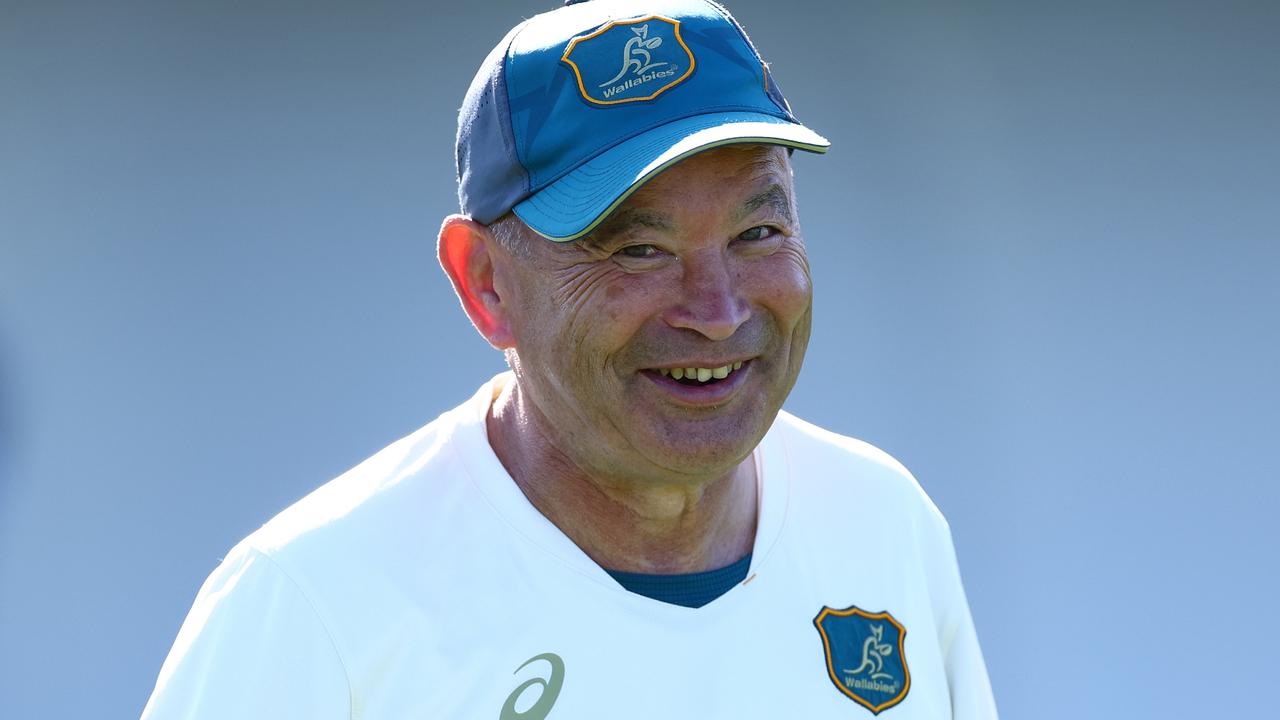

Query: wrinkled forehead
[[578, 144, 793, 242]]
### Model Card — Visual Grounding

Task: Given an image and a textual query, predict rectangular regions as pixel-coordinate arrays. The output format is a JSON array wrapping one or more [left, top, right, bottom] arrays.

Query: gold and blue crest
[[561, 15, 696, 105], [814, 606, 911, 714]]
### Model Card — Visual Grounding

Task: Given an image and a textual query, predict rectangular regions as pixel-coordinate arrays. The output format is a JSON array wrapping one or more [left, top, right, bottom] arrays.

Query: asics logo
[[499, 653, 565, 720]]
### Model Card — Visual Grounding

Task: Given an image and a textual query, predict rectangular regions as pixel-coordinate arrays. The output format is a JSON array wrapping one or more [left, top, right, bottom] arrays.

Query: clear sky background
[[2, 1, 1278, 717]]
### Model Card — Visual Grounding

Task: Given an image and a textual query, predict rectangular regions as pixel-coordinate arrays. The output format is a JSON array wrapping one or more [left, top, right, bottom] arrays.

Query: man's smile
[[651, 360, 745, 383], [639, 359, 754, 406]]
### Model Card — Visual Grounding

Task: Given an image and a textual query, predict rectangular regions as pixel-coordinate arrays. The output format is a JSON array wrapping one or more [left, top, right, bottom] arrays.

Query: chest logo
[[561, 15, 695, 105], [814, 606, 911, 714], [500, 652, 565, 720]]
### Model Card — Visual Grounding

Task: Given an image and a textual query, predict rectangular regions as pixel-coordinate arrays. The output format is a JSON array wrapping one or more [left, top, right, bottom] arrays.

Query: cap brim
[[512, 112, 829, 241]]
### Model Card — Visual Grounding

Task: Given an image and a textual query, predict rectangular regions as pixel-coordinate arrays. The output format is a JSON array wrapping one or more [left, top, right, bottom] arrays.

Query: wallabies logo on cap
[[561, 15, 695, 105], [814, 606, 911, 714]]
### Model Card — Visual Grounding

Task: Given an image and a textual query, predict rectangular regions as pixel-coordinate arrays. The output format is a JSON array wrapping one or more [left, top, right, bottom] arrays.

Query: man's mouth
[[650, 361, 745, 386]]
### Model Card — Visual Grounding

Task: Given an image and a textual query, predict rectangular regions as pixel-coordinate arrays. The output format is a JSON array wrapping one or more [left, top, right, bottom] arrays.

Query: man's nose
[[662, 250, 750, 342]]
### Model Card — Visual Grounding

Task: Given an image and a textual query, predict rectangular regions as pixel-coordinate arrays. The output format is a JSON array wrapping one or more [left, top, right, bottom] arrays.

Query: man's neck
[[485, 376, 758, 575]]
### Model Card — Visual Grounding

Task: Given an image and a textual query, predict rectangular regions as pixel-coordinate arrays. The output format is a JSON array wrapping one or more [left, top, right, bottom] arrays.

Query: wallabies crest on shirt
[[814, 606, 911, 714]]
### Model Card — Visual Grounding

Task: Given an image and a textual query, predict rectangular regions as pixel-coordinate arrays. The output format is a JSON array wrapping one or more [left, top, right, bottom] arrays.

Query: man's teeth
[[658, 361, 744, 382]]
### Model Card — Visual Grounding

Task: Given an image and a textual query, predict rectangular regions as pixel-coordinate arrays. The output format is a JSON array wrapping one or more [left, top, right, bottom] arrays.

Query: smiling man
[[446, 145, 811, 578], [143, 1, 996, 718]]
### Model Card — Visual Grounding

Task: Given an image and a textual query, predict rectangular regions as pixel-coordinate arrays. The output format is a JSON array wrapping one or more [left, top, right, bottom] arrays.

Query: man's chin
[[626, 416, 770, 480]]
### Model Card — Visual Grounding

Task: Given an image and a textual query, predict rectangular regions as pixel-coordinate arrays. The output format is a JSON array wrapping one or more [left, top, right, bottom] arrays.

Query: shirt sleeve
[[140, 543, 351, 720], [934, 526, 999, 720]]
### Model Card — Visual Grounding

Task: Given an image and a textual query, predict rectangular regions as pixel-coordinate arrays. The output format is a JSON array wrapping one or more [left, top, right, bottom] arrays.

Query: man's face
[[498, 144, 812, 482]]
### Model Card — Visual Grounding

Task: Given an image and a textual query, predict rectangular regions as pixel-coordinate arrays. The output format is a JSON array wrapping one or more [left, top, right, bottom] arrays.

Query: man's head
[[439, 0, 827, 481], [441, 143, 810, 481]]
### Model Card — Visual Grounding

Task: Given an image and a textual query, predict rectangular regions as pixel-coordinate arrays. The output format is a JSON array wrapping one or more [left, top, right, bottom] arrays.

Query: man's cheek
[[752, 255, 812, 323]]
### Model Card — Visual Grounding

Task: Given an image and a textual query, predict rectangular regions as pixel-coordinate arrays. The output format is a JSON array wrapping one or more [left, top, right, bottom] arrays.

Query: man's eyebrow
[[735, 184, 794, 224], [580, 207, 674, 249]]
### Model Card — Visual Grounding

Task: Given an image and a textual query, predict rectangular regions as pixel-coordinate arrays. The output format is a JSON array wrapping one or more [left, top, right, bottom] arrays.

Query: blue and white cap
[[456, 0, 830, 241]]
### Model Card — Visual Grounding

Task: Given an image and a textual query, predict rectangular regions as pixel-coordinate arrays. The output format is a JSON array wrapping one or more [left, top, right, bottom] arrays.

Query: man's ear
[[437, 215, 516, 349]]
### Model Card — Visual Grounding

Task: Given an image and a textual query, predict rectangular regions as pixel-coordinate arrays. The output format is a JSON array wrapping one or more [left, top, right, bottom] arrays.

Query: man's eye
[[616, 244, 659, 259], [738, 225, 778, 242]]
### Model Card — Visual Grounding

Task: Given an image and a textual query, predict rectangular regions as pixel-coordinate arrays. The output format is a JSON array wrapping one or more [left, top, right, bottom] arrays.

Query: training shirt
[[142, 375, 997, 719]]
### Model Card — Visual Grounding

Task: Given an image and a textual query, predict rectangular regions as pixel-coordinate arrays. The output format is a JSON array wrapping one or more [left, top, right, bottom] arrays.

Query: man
[[143, 0, 996, 717]]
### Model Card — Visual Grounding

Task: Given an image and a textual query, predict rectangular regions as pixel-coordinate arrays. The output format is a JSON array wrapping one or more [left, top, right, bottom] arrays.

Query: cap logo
[[561, 15, 695, 106]]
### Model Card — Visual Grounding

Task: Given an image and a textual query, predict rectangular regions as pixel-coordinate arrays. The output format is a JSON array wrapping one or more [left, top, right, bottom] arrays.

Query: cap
[[455, 0, 829, 241]]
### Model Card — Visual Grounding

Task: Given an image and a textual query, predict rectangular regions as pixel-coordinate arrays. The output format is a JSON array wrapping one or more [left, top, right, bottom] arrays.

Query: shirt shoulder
[[769, 410, 950, 533], [238, 379, 503, 592], [141, 541, 352, 719], [245, 408, 459, 557]]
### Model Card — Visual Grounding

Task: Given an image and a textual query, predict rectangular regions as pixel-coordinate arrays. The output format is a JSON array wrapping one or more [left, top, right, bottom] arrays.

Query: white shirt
[[142, 375, 996, 719]]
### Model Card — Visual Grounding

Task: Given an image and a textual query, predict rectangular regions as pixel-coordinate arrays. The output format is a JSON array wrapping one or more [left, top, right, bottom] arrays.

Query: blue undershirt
[[604, 553, 753, 608]]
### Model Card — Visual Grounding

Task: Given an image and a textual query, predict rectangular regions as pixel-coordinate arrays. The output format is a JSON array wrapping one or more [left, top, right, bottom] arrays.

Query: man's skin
[[438, 144, 812, 575]]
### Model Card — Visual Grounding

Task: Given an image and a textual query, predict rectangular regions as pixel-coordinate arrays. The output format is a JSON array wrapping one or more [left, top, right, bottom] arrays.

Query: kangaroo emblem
[[814, 605, 911, 712], [844, 624, 895, 681], [599, 24, 669, 87]]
